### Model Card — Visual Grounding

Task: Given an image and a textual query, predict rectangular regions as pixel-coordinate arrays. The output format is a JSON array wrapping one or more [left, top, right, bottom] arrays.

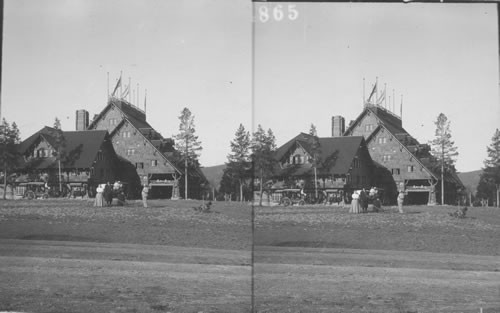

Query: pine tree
[[252, 125, 277, 206], [226, 124, 251, 202], [50, 117, 67, 194], [429, 113, 459, 205], [174, 108, 202, 199], [0, 119, 21, 199], [309, 124, 317, 136], [307, 133, 321, 200], [477, 129, 500, 206]]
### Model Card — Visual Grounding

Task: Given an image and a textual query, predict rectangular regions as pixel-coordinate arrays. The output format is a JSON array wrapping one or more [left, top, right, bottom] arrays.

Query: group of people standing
[[349, 188, 382, 214], [349, 188, 405, 214], [94, 182, 125, 207], [349, 189, 370, 213]]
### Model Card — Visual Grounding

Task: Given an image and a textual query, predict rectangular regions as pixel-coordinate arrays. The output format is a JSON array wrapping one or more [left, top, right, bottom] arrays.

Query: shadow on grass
[[273, 241, 354, 249], [20, 234, 99, 242]]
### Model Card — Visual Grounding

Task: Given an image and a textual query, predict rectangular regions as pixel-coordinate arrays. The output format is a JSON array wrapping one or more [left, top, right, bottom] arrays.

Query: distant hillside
[[201, 164, 226, 190], [457, 169, 483, 194]]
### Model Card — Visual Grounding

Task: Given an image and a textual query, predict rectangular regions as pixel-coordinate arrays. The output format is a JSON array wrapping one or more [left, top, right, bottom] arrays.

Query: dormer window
[[292, 154, 304, 165]]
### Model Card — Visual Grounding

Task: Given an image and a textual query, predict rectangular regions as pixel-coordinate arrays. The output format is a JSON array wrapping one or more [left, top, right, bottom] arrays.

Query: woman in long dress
[[94, 184, 104, 207], [350, 191, 361, 214]]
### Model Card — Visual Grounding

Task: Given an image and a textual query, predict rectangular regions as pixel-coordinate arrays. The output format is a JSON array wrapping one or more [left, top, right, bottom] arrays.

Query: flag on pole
[[366, 83, 377, 104], [121, 84, 130, 99], [111, 76, 122, 97], [376, 88, 386, 105]]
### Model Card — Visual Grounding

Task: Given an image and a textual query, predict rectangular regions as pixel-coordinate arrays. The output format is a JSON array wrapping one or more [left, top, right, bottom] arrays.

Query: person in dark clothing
[[103, 182, 113, 206], [359, 189, 368, 213]]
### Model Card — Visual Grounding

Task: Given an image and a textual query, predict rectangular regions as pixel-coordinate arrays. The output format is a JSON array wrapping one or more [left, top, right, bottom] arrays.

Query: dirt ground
[[2, 200, 500, 312], [254, 204, 500, 313], [0, 199, 252, 313]]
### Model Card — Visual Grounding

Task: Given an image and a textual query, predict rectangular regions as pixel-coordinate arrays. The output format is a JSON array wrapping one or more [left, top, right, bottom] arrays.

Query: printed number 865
[[258, 4, 299, 23]]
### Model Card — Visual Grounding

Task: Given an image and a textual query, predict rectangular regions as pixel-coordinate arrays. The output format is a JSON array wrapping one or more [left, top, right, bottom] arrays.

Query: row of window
[[377, 137, 388, 144], [391, 166, 415, 175], [34, 148, 54, 158], [290, 154, 306, 165], [135, 160, 159, 169], [365, 124, 375, 132], [347, 175, 367, 185]]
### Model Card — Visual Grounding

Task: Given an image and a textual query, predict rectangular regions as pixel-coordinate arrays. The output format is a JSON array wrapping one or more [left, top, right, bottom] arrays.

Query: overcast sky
[[2, 0, 252, 168], [2, 1, 499, 172], [254, 2, 499, 173]]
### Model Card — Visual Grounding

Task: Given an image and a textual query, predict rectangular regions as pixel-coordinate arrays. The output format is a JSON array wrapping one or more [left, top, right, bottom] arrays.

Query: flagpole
[[363, 77, 366, 108], [384, 83, 387, 109], [120, 71, 123, 98], [107, 72, 110, 100], [129, 77, 131, 103], [392, 89, 395, 113], [137, 83, 140, 109], [375, 76, 378, 107], [144, 89, 147, 114], [400, 94, 403, 122]]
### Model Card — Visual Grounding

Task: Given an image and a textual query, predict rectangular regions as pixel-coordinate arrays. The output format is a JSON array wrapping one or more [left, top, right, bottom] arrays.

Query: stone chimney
[[75, 109, 89, 131], [331, 115, 345, 137]]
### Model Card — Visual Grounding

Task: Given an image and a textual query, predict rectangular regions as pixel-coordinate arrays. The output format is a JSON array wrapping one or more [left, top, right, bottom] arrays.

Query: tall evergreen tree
[[50, 117, 67, 194], [252, 125, 276, 206], [309, 123, 317, 136], [0, 119, 21, 199], [174, 108, 202, 199], [226, 124, 251, 202], [307, 133, 321, 199], [477, 128, 500, 206], [429, 113, 459, 205]]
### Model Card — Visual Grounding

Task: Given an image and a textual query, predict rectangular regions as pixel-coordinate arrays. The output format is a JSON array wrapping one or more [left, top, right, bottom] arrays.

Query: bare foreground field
[[1, 200, 500, 312], [0, 199, 252, 313], [254, 205, 500, 313]]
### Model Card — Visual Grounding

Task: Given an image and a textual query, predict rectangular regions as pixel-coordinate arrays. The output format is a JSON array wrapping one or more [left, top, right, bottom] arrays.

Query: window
[[122, 131, 131, 138], [126, 149, 135, 156], [37, 148, 45, 158], [151, 160, 158, 167], [109, 118, 119, 126], [365, 124, 374, 132], [135, 162, 144, 169], [408, 165, 415, 173], [97, 151, 104, 161], [353, 159, 360, 168], [378, 137, 387, 144], [391, 168, 400, 175], [292, 155, 304, 165]]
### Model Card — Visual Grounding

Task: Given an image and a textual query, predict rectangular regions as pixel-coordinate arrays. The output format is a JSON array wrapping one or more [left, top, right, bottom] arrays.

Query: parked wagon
[[278, 189, 306, 206], [19, 182, 49, 200]]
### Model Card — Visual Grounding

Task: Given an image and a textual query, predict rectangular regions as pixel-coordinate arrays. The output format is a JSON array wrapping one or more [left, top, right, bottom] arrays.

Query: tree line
[[219, 124, 276, 204]]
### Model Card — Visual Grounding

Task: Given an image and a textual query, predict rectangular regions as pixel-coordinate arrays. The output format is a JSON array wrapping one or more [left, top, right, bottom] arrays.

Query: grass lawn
[[254, 204, 500, 313], [0, 198, 252, 313]]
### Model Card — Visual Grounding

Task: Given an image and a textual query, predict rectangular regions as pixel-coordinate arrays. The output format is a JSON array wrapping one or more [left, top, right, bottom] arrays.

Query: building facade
[[341, 104, 463, 204], [87, 98, 206, 199], [15, 127, 119, 195], [269, 132, 374, 203]]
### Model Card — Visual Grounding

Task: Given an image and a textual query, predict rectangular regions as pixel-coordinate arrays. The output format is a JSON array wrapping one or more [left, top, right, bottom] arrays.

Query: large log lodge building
[[13, 97, 207, 199], [11, 91, 463, 204], [269, 104, 464, 205]]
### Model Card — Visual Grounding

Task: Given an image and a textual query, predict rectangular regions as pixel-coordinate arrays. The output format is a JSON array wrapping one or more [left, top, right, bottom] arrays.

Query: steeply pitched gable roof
[[274, 132, 368, 177], [88, 98, 152, 131], [17, 127, 110, 169]]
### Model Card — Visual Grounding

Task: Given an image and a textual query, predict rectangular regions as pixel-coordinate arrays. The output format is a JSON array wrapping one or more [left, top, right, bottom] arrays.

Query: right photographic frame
[[252, 1, 500, 312]]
